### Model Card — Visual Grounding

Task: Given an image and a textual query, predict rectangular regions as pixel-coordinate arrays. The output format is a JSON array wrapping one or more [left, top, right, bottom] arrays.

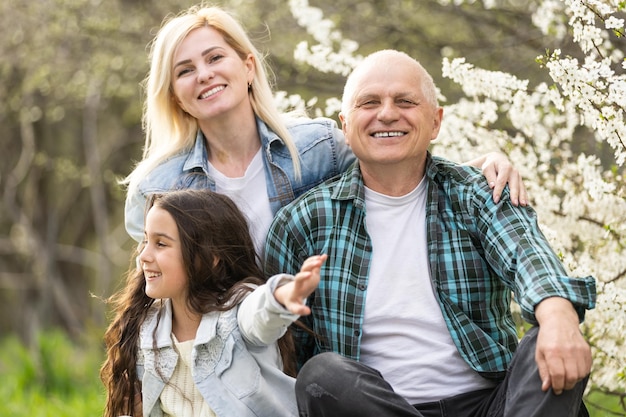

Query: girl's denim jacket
[[138, 274, 300, 417], [125, 117, 354, 242]]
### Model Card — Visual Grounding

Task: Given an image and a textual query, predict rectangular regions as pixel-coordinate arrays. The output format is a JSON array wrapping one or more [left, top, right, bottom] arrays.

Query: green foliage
[[586, 390, 626, 416], [0, 331, 624, 417], [0, 330, 105, 417], [0, 329, 622, 416]]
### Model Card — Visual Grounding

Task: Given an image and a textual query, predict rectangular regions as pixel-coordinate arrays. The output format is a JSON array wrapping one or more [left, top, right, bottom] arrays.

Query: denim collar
[[181, 117, 282, 174]]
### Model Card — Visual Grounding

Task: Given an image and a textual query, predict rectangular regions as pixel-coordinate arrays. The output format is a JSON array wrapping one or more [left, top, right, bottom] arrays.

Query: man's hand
[[465, 152, 528, 206], [274, 254, 327, 316], [534, 297, 592, 394]]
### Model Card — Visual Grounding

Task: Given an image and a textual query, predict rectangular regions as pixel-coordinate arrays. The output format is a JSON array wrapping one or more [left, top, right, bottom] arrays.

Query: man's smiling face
[[339, 52, 442, 172]]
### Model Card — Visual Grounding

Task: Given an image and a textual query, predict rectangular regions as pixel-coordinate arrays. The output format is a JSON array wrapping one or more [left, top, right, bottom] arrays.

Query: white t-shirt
[[209, 149, 274, 258], [360, 179, 494, 404]]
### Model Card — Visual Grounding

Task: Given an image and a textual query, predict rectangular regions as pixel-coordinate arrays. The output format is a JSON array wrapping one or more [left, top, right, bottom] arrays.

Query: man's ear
[[430, 107, 444, 141], [339, 112, 350, 147]]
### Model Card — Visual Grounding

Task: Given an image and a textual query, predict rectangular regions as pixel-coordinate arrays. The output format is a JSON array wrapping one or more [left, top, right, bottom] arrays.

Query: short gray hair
[[340, 49, 438, 120]]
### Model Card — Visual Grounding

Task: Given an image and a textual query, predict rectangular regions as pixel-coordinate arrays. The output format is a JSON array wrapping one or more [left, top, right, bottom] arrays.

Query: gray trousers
[[295, 327, 588, 417]]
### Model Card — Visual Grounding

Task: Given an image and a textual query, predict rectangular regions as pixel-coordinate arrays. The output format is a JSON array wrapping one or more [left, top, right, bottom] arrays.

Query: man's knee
[[297, 352, 348, 388]]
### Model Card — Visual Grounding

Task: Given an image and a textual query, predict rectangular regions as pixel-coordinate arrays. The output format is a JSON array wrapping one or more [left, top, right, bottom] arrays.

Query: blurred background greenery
[[0, 0, 622, 415]]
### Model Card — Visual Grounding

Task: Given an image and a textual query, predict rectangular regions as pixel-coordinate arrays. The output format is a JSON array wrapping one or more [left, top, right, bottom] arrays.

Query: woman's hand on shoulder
[[466, 152, 528, 206]]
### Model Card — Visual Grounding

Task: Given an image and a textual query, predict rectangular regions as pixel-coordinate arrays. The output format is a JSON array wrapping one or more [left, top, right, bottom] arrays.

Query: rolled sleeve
[[522, 275, 596, 325]]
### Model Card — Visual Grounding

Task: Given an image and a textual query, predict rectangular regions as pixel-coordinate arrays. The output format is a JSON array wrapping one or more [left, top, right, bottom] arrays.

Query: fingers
[[518, 175, 528, 206], [537, 345, 569, 394], [549, 360, 566, 395], [499, 169, 528, 207], [535, 333, 592, 395], [292, 271, 316, 296], [536, 355, 551, 392], [538, 356, 575, 395], [275, 276, 313, 316], [279, 254, 328, 316], [284, 302, 311, 316], [488, 163, 520, 206], [480, 152, 528, 206], [488, 165, 528, 207], [483, 161, 504, 204], [300, 254, 328, 273]]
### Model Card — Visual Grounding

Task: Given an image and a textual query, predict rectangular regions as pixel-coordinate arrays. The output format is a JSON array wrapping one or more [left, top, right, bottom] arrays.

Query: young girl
[[101, 189, 325, 417]]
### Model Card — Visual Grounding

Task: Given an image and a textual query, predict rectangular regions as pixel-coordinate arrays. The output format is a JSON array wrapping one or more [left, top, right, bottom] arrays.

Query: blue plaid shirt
[[264, 154, 596, 380]]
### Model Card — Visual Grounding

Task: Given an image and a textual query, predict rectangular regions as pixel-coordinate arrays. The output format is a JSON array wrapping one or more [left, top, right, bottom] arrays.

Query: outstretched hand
[[274, 254, 327, 316], [467, 152, 528, 206]]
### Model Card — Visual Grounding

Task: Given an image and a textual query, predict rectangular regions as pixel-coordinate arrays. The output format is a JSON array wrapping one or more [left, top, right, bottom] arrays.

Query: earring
[[248, 81, 252, 91]]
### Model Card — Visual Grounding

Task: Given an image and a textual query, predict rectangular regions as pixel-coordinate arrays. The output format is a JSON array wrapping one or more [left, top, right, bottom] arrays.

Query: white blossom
[[288, 0, 361, 76]]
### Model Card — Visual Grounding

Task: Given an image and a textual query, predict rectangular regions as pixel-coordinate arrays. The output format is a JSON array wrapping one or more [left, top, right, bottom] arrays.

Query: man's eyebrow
[[354, 93, 379, 103], [354, 91, 417, 104]]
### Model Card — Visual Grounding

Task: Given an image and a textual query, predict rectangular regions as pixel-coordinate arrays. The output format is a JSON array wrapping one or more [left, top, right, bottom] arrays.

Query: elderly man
[[264, 50, 595, 416]]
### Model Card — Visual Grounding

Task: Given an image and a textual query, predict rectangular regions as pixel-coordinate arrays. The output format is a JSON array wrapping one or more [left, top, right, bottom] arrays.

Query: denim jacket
[[137, 274, 300, 417], [125, 117, 354, 242]]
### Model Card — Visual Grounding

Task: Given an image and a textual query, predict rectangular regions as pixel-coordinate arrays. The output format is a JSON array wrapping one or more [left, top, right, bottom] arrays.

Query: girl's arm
[[237, 255, 327, 346]]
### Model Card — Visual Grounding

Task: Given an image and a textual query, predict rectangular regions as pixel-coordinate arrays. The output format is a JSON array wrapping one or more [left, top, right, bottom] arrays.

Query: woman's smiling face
[[170, 26, 254, 123]]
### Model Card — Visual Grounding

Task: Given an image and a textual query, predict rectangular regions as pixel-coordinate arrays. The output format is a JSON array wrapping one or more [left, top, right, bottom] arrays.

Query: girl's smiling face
[[139, 205, 188, 306]]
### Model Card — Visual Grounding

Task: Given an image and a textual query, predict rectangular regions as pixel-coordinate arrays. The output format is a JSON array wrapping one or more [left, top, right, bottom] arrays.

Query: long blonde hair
[[124, 4, 301, 194]]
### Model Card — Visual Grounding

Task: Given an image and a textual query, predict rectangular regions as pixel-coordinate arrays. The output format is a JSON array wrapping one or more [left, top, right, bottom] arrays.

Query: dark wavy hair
[[100, 189, 295, 417]]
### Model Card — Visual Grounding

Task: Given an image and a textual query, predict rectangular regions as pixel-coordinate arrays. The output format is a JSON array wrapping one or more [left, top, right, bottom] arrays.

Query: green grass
[[586, 390, 626, 416], [0, 329, 623, 416], [0, 329, 106, 417]]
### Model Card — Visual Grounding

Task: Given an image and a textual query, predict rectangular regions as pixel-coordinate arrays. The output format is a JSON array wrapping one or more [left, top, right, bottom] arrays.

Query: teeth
[[199, 86, 225, 99], [373, 131, 404, 137], [145, 272, 161, 278]]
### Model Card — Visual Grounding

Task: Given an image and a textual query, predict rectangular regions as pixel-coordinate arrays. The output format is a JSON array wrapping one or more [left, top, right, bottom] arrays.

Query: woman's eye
[[176, 68, 192, 77], [208, 54, 224, 63]]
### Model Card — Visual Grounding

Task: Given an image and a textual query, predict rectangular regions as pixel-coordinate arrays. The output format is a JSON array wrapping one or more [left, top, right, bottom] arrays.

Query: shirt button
[[358, 283, 366, 291]]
